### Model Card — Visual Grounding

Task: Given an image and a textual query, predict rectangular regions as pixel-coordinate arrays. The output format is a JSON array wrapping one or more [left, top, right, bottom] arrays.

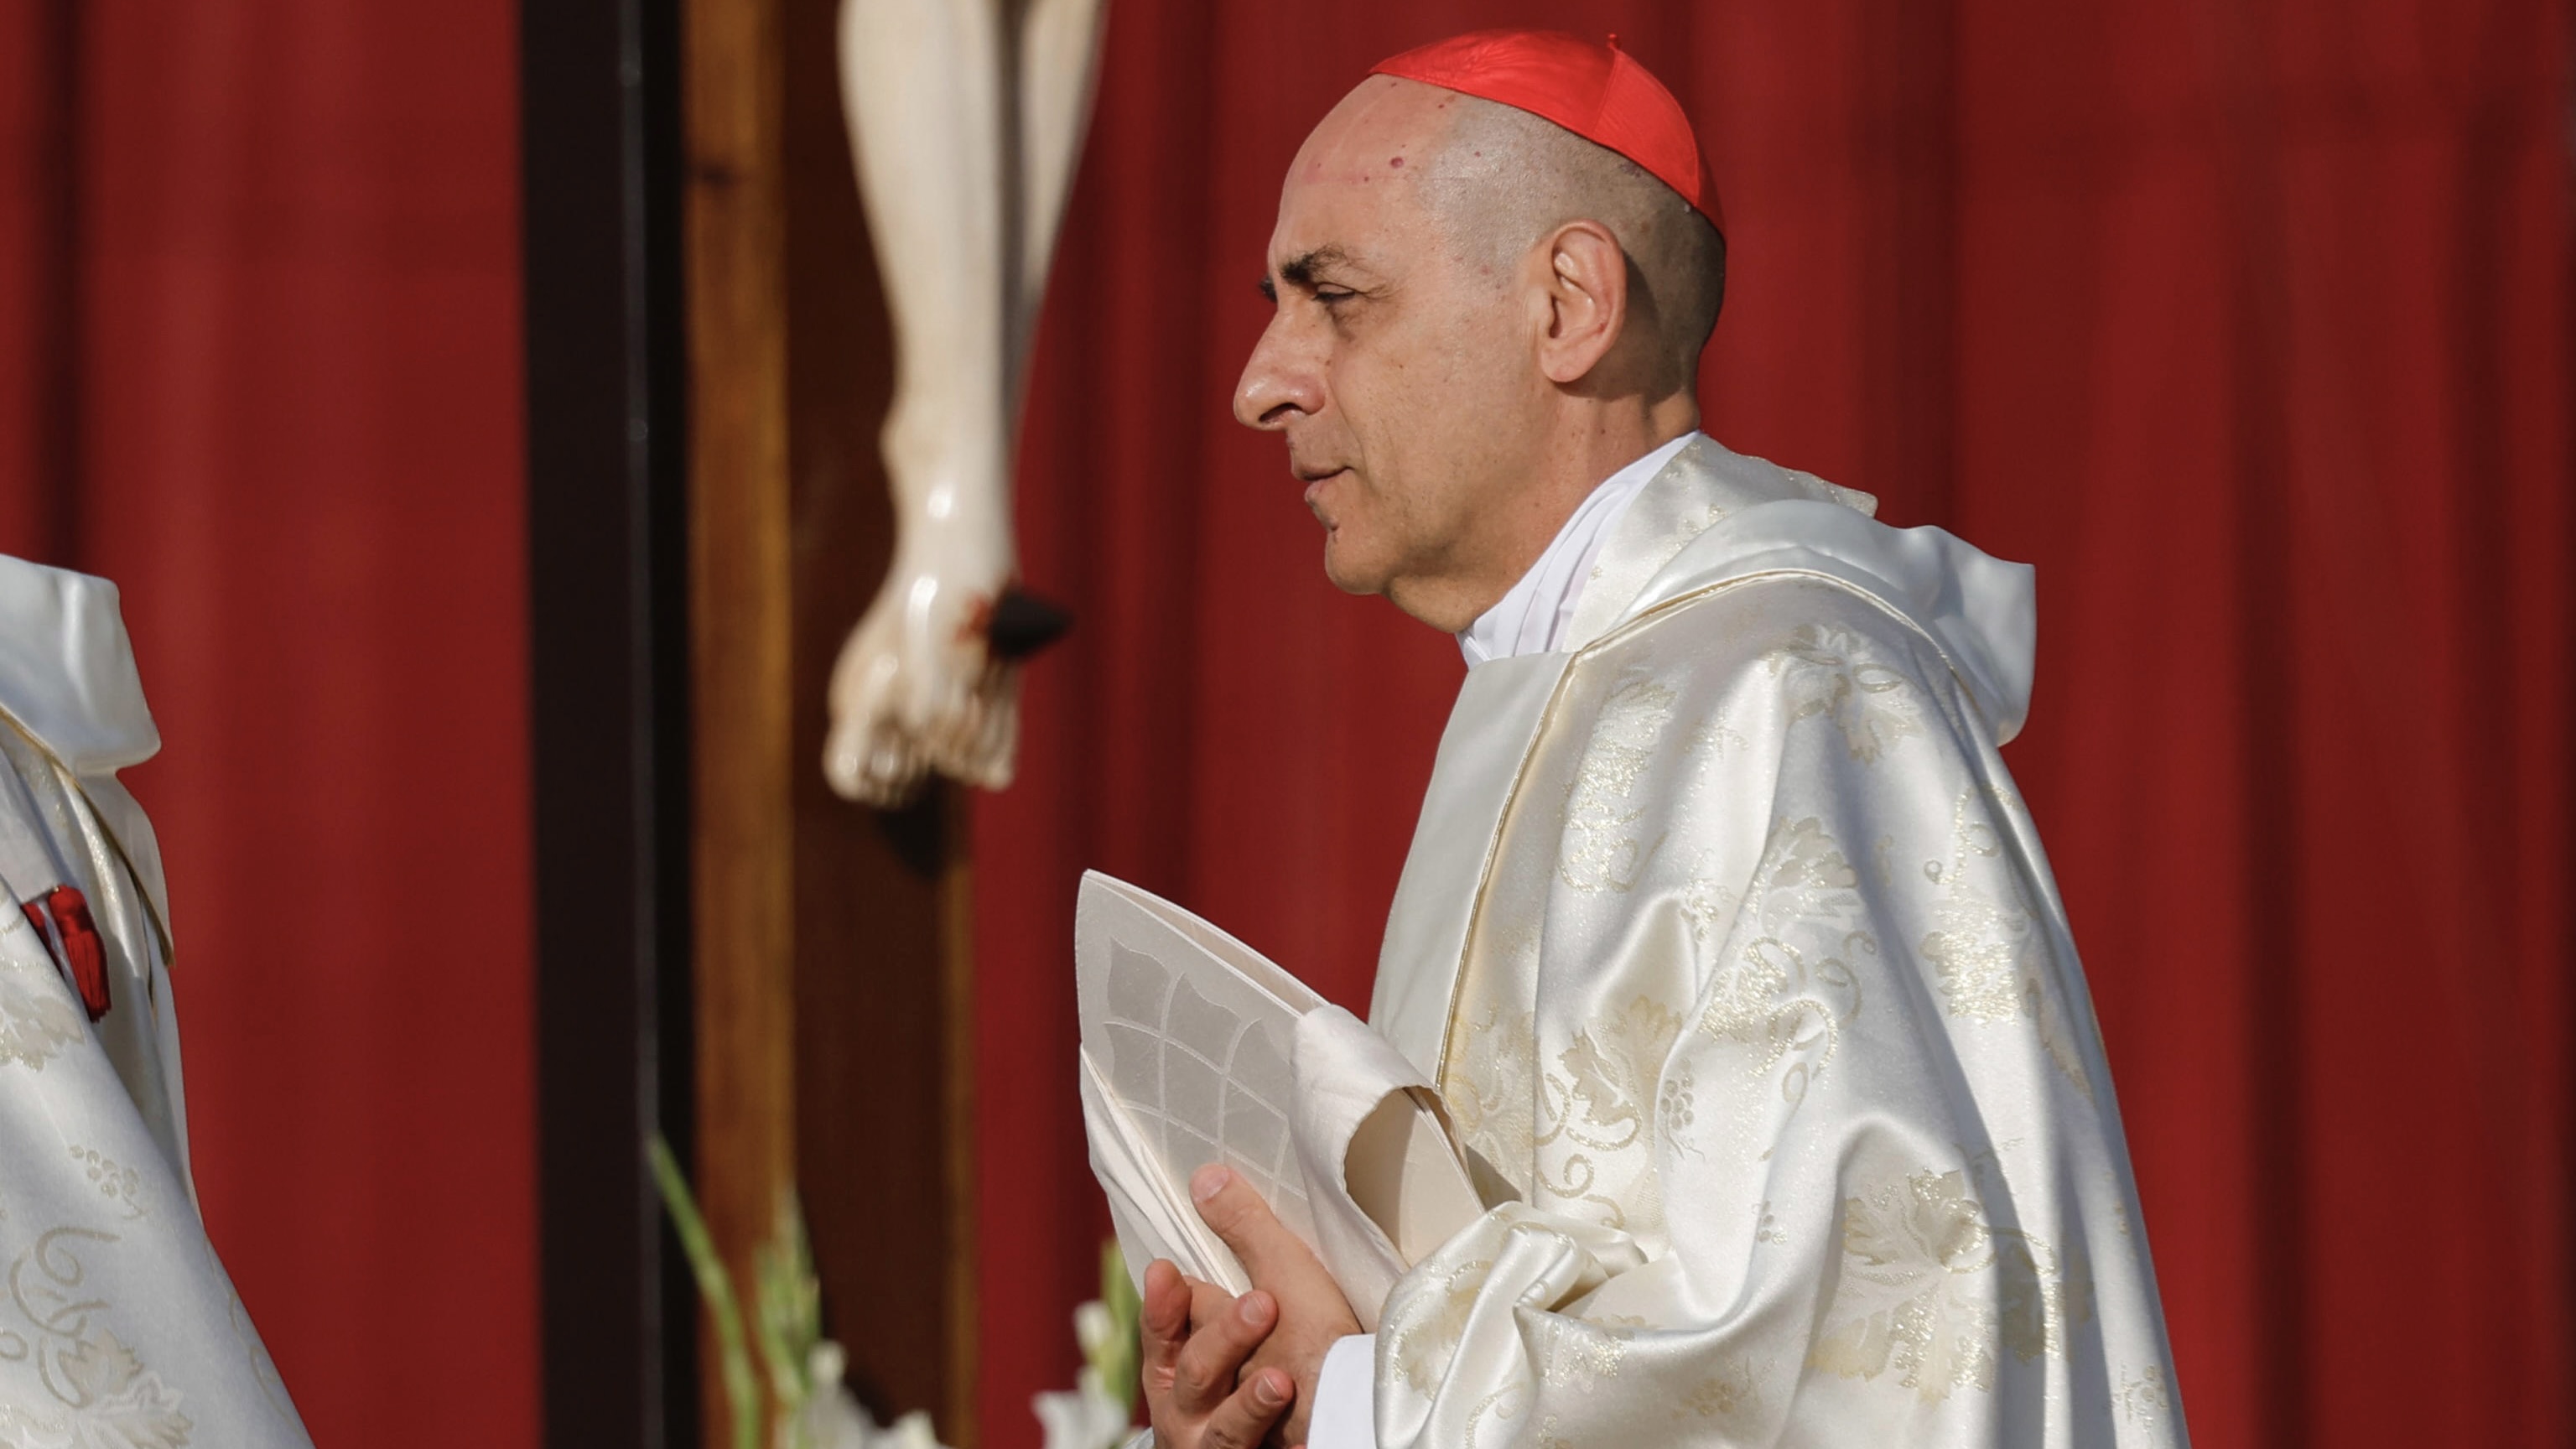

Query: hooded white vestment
[[1344, 435, 2183, 1446], [0, 554, 312, 1446]]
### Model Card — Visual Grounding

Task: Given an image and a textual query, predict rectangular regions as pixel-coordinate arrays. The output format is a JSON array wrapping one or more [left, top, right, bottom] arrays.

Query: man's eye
[[1314, 288, 1356, 307]]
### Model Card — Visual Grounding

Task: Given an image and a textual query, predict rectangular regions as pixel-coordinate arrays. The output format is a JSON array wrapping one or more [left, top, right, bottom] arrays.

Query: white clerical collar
[[1457, 431, 1698, 667], [0, 554, 158, 776]]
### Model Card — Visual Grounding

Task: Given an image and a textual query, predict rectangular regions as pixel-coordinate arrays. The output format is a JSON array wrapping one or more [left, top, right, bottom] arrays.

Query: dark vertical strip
[[2566, 70, 2576, 1449], [34, 0, 83, 566], [2203, 1, 2307, 1442], [2562, 0, 2576, 1419], [522, 0, 694, 1442], [2442, 2, 2540, 1411], [1858, 0, 1959, 525], [637, 0, 698, 1431], [2441, 0, 2511, 866]]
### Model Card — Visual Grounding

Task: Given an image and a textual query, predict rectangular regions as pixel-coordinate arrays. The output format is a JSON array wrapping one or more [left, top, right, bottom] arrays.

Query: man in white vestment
[[0, 553, 313, 1446], [1134, 29, 2182, 1449]]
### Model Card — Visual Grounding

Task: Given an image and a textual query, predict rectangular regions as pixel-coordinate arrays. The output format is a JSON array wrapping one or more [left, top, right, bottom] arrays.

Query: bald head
[[1235, 74, 1718, 631], [1413, 92, 1726, 397]]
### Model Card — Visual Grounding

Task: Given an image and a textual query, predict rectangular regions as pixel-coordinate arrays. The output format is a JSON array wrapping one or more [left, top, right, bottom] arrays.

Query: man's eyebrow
[[1257, 245, 1362, 304], [1278, 246, 1355, 289]]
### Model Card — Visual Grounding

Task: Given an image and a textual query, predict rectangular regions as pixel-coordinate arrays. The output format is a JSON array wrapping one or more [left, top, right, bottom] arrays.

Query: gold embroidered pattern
[[1655, 1064, 1698, 1158], [0, 1226, 192, 1445], [1550, 997, 1680, 1154], [1526, 1313, 1627, 1391], [1558, 671, 1676, 894], [1919, 792, 2090, 1095], [1696, 818, 1869, 1110], [1383, 1255, 1493, 1395], [1753, 1201, 1787, 1245], [0, 950, 81, 1072], [1459, 1385, 1525, 1449], [1682, 716, 1746, 764], [1446, 1003, 1536, 1197], [1923, 892, 2036, 1023], [1676, 713, 1748, 813], [1674, 1358, 1761, 1424], [1809, 1165, 2092, 1404], [1766, 622, 1923, 762], [2114, 1363, 2173, 1426], [1535, 996, 1682, 1229], [1675, 849, 1740, 953], [2106, 1172, 2135, 1239], [66, 1148, 145, 1223]]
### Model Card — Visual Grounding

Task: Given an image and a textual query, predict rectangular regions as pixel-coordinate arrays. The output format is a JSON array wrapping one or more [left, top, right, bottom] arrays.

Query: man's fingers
[[1173, 1288, 1276, 1415], [1140, 1259, 1192, 1371], [1192, 1165, 1326, 1288], [1185, 1276, 1235, 1333], [1199, 1367, 1292, 1449]]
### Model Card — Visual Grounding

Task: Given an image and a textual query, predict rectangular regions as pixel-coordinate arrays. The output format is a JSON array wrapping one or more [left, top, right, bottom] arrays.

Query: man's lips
[[1299, 468, 1348, 526]]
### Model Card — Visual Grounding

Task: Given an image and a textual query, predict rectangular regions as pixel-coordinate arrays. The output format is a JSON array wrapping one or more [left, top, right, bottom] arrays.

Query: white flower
[[781, 1342, 954, 1449], [1034, 1366, 1135, 1449], [878, 1410, 947, 1449], [1074, 1300, 1118, 1361], [783, 1381, 878, 1449]]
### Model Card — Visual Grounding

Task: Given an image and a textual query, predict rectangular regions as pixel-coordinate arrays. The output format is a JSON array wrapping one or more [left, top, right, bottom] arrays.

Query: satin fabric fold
[[1363, 440, 2179, 1446], [0, 554, 311, 1446]]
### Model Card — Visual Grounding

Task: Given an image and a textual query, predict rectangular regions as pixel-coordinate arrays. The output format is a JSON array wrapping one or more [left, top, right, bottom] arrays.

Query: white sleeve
[[1306, 1333, 1377, 1449]]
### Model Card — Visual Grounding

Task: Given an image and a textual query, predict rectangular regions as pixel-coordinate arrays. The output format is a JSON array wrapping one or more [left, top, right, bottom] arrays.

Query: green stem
[[649, 1135, 764, 1449], [1098, 1240, 1141, 1417]]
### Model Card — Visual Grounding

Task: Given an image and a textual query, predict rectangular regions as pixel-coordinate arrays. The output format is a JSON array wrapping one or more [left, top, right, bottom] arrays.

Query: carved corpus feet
[[824, 536, 1021, 807], [824, 0, 1105, 807]]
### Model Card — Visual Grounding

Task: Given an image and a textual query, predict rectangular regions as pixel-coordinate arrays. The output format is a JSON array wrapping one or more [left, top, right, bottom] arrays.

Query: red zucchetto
[[1370, 29, 1724, 236]]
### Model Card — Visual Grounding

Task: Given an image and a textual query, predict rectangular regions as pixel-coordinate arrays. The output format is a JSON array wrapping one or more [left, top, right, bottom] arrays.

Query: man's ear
[[1534, 220, 1628, 386]]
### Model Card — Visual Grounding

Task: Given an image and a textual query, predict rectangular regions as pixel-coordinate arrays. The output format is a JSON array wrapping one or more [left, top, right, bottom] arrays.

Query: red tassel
[[20, 886, 110, 1022]]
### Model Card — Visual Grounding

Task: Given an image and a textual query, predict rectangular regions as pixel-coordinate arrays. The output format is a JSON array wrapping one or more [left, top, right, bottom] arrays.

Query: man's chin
[[1318, 538, 1387, 599]]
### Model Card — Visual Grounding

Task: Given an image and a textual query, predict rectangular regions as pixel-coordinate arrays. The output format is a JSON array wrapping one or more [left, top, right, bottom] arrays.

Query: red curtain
[[0, 3, 534, 1446], [4, 2, 2565, 1445], [985, 2, 2573, 1446]]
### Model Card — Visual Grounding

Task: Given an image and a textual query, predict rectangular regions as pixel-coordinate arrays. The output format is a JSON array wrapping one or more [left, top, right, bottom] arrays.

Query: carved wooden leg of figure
[[825, 0, 1104, 807], [1012, 0, 1109, 351]]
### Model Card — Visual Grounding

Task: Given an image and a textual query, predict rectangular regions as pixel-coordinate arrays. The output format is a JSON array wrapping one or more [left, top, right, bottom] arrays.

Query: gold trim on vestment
[[0, 702, 176, 974]]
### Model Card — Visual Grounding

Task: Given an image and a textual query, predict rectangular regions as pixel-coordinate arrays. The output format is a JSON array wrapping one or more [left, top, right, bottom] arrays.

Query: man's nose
[[1233, 319, 1322, 431]]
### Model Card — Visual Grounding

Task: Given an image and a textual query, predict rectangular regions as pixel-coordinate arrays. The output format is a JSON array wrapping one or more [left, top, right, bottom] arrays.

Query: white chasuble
[[0, 555, 311, 1447], [1363, 438, 2181, 1446]]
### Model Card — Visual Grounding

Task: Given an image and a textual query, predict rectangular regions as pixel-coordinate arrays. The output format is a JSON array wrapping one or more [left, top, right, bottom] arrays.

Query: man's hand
[[1141, 1258, 1294, 1449], [1190, 1165, 1363, 1447]]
